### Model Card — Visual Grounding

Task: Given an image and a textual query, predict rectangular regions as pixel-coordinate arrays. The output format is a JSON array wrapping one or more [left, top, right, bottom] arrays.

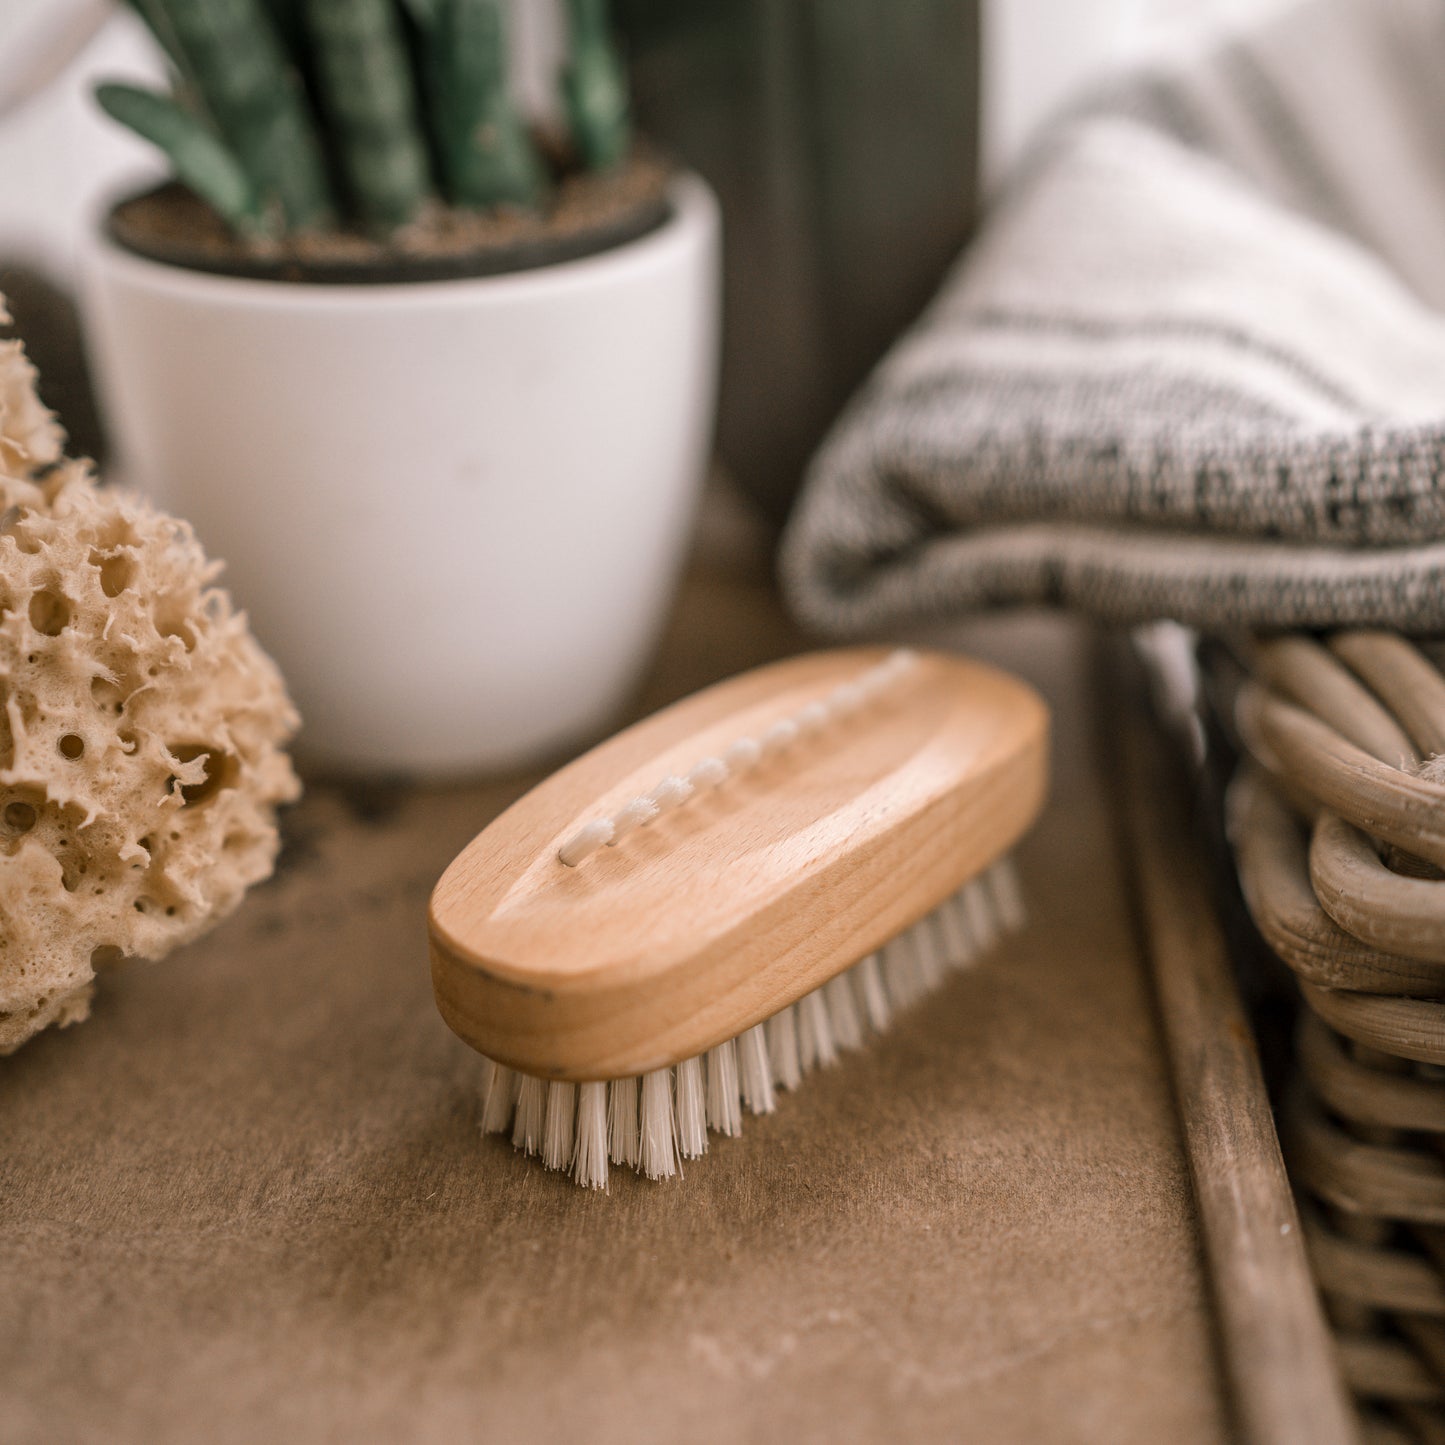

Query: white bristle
[[688, 756, 728, 790], [937, 891, 976, 968], [542, 1081, 577, 1171], [901, 932, 930, 1003], [853, 952, 891, 1032], [573, 1083, 609, 1189], [882, 934, 921, 1009], [675, 1057, 708, 1158], [608, 1075, 640, 1168], [640, 1069, 678, 1179], [829, 682, 865, 716], [738, 1024, 775, 1115], [648, 775, 693, 816], [962, 877, 1000, 953], [795, 700, 829, 735], [513, 1074, 547, 1155], [913, 914, 947, 992], [767, 1007, 802, 1091], [608, 794, 659, 842], [705, 1039, 742, 1136], [761, 718, 799, 753], [724, 737, 762, 773], [558, 818, 614, 866], [988, 858, 1027, 933], [480, 1059, 517, 1134], [797, 988, 837, 1069], [825, 973, 865, 1050], [502, 778, 1026, 1186]]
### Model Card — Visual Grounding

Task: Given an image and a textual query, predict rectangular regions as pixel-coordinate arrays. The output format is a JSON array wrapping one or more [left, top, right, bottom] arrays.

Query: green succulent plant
[[95, 0, 632, 240]]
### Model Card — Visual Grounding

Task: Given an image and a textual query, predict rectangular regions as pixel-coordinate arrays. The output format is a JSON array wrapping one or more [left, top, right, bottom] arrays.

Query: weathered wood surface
[[1, 561, 1229, 1443]]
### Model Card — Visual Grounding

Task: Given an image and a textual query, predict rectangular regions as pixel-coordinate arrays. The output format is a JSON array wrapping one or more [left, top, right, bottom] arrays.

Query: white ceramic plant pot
[[81, 175, 720, 776]]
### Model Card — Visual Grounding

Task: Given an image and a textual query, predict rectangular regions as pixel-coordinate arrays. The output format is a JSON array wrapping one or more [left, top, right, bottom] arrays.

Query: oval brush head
[[429, 646, 1049, 1186]]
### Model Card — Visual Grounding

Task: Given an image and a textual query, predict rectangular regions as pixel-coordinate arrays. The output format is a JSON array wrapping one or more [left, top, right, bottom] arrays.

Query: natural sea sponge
[[0, 315, 300, 1053]]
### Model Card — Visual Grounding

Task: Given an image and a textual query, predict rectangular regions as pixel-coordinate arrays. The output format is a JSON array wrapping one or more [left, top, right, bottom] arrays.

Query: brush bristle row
[[512, 1074, 547, 1155], [608, 1075, 639, 1169], [574, 1082, 608, 1189], [675, 1057, 707, 1158], [825, 974, 864, 1051], [797, 988, 836, 1070], [705, 1038, 742, 1137], [737, 1024, 775, 1115], [855, 952, 891, 1032], [766, 1009, 801, 1091], [640, 1071, 678, 1179], [542, 1080, 576, 1170], [478, 855, 1027, 1190]]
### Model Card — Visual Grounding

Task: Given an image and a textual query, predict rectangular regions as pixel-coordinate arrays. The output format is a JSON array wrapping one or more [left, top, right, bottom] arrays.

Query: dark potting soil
[[106, 150, 675, 285]]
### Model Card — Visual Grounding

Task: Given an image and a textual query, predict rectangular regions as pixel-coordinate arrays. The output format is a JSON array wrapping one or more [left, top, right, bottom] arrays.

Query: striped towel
[[780, 0, 1445, 635]]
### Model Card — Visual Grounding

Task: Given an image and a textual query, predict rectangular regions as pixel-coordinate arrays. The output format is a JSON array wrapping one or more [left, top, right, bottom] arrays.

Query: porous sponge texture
[[0, 323, 300, 1054]]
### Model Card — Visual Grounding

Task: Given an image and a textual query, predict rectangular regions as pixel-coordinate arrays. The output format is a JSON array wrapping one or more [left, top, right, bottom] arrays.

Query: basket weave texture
[[1228, 632, 1445, 1442]]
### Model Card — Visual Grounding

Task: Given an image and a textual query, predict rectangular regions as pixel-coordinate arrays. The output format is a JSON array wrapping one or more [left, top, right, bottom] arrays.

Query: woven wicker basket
[[1225, 632, 1445, 1443]]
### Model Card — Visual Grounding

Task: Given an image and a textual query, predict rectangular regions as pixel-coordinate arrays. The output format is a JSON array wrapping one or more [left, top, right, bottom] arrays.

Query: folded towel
[[781, 0, 1445, 635]]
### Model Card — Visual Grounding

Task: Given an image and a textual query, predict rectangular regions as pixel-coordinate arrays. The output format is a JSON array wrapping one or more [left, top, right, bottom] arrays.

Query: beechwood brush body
[[429, 647, 1049, 1188]]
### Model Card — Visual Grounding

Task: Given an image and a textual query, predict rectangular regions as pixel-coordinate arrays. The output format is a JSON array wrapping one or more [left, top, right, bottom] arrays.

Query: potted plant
[[80, 0, 720, 776]]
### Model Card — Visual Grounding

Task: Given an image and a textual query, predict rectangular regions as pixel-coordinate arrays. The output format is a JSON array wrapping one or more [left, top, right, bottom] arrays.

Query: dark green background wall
[[616, 0, 982, 523]]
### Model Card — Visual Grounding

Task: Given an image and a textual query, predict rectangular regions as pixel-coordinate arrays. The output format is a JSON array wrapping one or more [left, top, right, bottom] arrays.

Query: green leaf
[[427, 0, 546, 210], [95, 82, 268, 235], [562, 0, 630, 170], [395, 0, 443, 30], [302, 0, 432, 230], [130, 0, 336, 231]]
